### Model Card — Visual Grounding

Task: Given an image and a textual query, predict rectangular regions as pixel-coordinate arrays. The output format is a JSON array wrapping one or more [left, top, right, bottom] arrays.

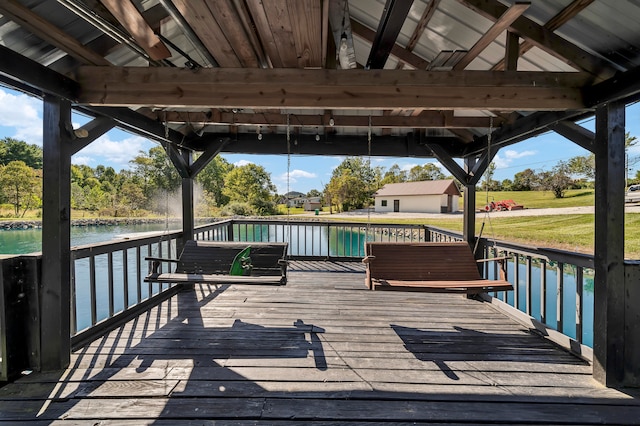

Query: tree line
[[1, 134, 639, 218]]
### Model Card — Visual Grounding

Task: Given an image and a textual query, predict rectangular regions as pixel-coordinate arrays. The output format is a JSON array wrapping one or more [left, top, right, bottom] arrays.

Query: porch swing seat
[[145, 240, 288, 285], [362, 242, 513, 294]]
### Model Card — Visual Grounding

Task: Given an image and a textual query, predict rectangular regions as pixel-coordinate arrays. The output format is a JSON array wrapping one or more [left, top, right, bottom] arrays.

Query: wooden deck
[[1, 261, 639, 424]]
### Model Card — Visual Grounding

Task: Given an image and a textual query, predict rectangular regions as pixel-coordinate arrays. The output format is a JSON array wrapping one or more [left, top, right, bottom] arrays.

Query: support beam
[[585, 64, 640, 107], [366, 0, 415, 69], [453, 1, 530, 71], [593, 101, 626, 387], [463, 157, 477, 247], [548, 121, 595, 153], [504, 30, 520, 71], [161, 109, 503, 129], [351, 19, 429, 69], [162, 142, 191, 178], [181, 150, 195, 249], [75, 67, 588, 111], [99, 0, 171, 60], [0, 44, 79, 101], [190, 138, 230, 177], [70, 116, 115, 155], [464, 110, 588, 156], [41, 94, 72, 371], [80, 106, 184, 147], [426, 143, 469, 183], [189, 132, 446, 157]]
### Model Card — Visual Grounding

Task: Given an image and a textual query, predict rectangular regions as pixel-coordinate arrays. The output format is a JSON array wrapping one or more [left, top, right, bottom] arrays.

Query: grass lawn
[[468, 189, 595, 209], [314, 213, 640, 259]]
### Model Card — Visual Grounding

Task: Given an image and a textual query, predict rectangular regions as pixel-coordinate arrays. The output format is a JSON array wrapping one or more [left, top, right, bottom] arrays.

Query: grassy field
[[468, 189, 595, 209], [314, 213, 640, 259]]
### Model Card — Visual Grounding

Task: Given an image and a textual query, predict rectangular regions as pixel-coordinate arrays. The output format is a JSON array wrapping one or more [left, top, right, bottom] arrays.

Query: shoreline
[[0, 217, 185, 230]]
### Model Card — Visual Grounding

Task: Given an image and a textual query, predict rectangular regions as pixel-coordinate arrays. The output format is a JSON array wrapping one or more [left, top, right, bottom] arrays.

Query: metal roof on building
[[375, 179, 461, 196]]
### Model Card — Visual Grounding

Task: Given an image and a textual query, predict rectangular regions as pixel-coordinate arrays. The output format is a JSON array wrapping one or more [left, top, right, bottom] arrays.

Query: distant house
[[303, 197, 322, 211], [374, 180, 461, 213]]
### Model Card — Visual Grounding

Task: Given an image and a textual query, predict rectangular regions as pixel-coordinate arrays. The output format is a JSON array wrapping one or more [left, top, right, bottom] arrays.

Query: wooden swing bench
[[363, 242, 513, 294], [145, 240, 288, 285]]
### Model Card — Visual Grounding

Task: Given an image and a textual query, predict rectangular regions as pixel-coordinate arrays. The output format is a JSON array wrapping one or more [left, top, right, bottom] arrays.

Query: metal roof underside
[[0, 0, 640, 173]]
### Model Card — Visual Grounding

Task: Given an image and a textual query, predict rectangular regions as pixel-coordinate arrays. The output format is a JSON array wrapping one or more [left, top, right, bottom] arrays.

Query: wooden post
[[593, 101, 626, 387], [41, 94, 72, 371], [463, 157, 476, 248], [181, 150, 194, 249]]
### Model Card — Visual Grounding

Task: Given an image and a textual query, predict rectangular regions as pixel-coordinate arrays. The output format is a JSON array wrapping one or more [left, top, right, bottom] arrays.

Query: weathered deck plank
[[1, 261, 638, 424]]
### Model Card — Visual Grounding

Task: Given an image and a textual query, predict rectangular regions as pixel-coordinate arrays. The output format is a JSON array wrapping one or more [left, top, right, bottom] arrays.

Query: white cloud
[[494, 149, 537, 169], [234, 159, 253, 167], [288, 169, 317, 179], [0, 89, 43, 145], [72, 135, 154, 170], [72, 156, 92, 166], [274, 169, 317, 193]]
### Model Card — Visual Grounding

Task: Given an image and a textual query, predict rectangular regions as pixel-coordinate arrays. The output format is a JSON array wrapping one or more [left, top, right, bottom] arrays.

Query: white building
[[374, 180, 461, 213]]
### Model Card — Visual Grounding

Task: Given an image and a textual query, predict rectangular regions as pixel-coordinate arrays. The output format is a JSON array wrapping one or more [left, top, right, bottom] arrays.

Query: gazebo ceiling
[[1, 0, 640, 160]]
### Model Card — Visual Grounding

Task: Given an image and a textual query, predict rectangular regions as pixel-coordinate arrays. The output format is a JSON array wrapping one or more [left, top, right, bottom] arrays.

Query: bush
[[220, 202, 254, 216]]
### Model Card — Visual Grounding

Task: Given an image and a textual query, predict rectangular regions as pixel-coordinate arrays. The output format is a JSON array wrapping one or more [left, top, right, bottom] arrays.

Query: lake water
[[1, 224, 594, 347]]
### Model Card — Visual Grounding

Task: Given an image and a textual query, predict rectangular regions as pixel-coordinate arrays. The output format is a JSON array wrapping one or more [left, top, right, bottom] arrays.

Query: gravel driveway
[[304, 204, 640, 219]]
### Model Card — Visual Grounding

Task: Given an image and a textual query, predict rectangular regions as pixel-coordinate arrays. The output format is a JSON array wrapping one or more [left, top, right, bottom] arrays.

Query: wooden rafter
[[172, 0, 242, 67], [75, 67, 589, 111], [458, 0, 614, 80], [99, 0, 171, 61], [261, 0, 299, 67], [205, 0, 260, 68], [492, 0, 595, 71], [351, 19, 430, 70], [246, 0, 283, 67], [453, 1, 530, 71], [406, 0, 440, 52], [0, 0, 110, 66], [287, 0, 324, 68]]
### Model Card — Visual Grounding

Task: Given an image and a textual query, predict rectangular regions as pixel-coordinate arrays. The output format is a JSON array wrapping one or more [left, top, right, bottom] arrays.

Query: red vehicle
[[483, 199, 524, 212]]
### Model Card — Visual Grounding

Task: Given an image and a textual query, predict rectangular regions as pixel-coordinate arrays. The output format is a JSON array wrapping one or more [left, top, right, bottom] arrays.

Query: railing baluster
[[136, 246, 142, 304], [513, 253, 520, 310], [540, 259, 547, 325], [108, 252, 114, 318], [557, 262, 564, 334], [89, 256, 97, 326], [123, 249, 129, 310], [576, 267, 583, 343], [525, 255, 532, 315], [71, 258, 77, 335]]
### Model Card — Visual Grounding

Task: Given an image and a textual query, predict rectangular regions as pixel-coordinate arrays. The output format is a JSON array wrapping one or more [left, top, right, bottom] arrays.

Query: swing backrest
[[176, 240, 288, 276], [365, 242, 482, 281]]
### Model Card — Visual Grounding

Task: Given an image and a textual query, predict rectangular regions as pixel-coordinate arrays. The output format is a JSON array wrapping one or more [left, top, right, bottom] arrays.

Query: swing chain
[[367, 115, 372, 241]]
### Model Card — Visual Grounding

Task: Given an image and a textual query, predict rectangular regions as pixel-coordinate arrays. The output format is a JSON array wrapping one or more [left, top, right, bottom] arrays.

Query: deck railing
[[0, 218, 595, 380]]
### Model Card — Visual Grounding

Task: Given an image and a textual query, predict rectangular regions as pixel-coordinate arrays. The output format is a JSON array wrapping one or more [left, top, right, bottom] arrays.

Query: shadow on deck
[[1, 261, 639, 424]]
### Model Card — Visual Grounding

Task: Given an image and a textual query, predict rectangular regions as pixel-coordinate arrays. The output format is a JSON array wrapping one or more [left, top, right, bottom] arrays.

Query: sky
[[1, 85, 639, 195]]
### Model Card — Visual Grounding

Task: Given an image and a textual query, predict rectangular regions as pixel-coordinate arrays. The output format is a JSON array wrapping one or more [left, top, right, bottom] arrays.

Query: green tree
[[407, 163, 445, 181], [380, 163, 407, 185], [325, 157, 375, 210], [0, 161, 42, 216], [197, 155, 232, 206], [512, 168, 538, 191], [540, 161, 573, 198], [222, 163, 276, 214], [0, 138, 43, 169]]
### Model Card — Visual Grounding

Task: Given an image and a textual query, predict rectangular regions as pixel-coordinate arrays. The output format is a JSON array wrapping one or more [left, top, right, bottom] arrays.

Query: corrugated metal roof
[[374, 179, 461, 197]]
